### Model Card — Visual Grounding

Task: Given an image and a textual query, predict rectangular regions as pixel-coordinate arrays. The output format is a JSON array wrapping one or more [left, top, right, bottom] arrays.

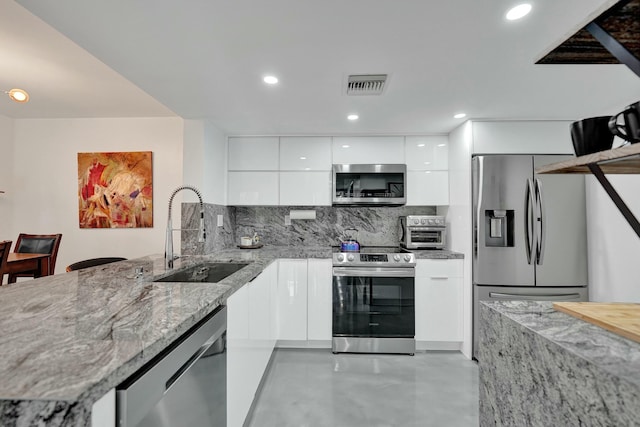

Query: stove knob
[[403, 254, 412, 262], [337, 254, 345, 262], [428, 219, 434, 225], [393, 254, 401, 262], [412, 219, 420, 225], [347, 254, 355, 262], [421, 219, 427, 225]]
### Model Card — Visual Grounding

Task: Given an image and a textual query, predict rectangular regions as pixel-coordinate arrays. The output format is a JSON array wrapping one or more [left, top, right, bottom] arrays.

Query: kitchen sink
[[154, 262, 250, 283]]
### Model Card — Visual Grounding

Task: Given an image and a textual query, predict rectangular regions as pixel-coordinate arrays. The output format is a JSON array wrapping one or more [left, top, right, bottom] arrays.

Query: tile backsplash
[[182, 204, 436, 253]]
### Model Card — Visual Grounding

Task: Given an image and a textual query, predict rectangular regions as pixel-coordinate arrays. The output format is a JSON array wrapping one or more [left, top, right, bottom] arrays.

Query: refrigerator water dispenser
[[485, 210, 514, 247]]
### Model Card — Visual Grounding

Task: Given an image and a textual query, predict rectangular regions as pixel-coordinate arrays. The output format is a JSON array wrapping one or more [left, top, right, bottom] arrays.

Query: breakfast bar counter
[[0, 245, 463, 425], [479, 300, 640, 426]]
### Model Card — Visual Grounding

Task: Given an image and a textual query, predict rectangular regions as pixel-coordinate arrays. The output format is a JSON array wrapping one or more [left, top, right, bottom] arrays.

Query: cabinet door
[[280, 137, 332, 171], [307, 259, 333, 341], [248, 271, 272, 384], [91, 388, 115, 427], [228, 137, 279, 170], [228, 171, 279, 205], [415, 259, 463, 342], [277, 259, 308, 341], [406, 171, 449, 205], [227, 285, 252, 427], [332, 136, 405, 164], [279, 171, 331, 206], [471, 121, 574, 155], [405, 136, 449, 170]]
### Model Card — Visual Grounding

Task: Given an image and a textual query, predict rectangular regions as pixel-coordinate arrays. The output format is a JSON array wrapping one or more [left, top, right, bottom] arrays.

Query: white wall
[[0, 115, 14, 240], [447, 121, 473, 359], [586, 175, 640, 302], [9, 117, 184, 274], [183, 119, 227, 205]]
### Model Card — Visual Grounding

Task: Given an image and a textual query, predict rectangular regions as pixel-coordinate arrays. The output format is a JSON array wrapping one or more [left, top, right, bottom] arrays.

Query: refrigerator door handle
[[534, 178, 545, 265], [524, 179, 535, 264], [489, 292, 582, 301]]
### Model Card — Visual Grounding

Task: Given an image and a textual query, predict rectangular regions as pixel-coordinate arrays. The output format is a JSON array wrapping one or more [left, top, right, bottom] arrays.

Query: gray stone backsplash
[[182, 204, 436, 253]]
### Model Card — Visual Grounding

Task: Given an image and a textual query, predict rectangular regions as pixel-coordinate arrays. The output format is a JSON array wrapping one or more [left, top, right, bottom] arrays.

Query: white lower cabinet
[[415, 259, 463, 349], [91, 388, 115, 427], [227, 262, 277, 427], [277, 259, 308, 341], [307, 259, 333, 341]]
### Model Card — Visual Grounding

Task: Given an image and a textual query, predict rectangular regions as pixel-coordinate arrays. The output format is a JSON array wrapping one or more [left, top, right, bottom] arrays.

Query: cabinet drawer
[[415, 259, 462, 279]]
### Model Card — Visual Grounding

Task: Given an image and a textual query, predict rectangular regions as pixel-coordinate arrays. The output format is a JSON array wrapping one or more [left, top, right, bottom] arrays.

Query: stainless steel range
[[332, 246, 416, 355]]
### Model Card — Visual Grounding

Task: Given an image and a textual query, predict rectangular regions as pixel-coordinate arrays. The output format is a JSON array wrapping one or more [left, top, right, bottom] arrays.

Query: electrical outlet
[[284, 215, 291, 226], [217, 214, 224, 227]]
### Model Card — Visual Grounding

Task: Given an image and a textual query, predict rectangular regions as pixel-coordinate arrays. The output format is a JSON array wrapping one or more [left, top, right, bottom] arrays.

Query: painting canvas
[[78, 151, 153, 228]]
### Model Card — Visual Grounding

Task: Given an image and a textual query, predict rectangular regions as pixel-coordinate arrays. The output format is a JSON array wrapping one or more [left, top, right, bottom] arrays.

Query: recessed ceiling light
[[299, 156, 307, 160], [454, 113, 466, 119], [506, 3, 532, 20], [4, 88, 29, 103], [263, 75, 278, 85], [342, 145, 350, 148], [417, 143, 426, 147], [347, 114, 359, 121], [437, 143, 446, 147]]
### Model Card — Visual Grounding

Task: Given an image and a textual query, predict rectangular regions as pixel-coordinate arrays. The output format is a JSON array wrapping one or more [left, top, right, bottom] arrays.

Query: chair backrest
[[0, 240, 12, 284], [66, 257, 127, 272], [14, 234, 63, 275]]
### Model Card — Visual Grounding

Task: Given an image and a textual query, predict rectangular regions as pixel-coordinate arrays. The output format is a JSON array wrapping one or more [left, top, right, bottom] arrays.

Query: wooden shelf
[[537, 0, 639, 66], [537, 143, 640, 174]]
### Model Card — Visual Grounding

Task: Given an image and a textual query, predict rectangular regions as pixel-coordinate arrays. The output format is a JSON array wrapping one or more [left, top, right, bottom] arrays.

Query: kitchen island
[[0, 246, 462, 426], [479, 300, 640, 426]]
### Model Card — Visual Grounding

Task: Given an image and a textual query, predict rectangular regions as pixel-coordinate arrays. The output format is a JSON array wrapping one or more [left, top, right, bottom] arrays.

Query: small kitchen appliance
[[332, 164, 406, 206], [399, 215, 446, 249], [332, 246, 415, 355]]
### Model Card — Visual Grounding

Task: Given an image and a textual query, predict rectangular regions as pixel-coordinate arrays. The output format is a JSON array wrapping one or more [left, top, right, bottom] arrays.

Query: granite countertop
[[0, 244, 463, 422], [482, 300, 640, 388]]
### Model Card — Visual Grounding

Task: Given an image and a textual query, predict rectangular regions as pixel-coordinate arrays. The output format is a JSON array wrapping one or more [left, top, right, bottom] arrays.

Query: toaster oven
[[399, 215, 446, 249]]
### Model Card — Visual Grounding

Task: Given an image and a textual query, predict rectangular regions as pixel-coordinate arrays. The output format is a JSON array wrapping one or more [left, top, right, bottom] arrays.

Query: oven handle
[[332, 267, 415, 278]]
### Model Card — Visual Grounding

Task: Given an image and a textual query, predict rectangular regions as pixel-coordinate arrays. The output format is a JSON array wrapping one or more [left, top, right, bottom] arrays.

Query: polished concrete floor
[[246, 349, 479, 427]]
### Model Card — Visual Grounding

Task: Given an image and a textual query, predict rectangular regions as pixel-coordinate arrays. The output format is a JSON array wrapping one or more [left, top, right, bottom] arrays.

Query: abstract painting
[[78, 151, 153, 228]]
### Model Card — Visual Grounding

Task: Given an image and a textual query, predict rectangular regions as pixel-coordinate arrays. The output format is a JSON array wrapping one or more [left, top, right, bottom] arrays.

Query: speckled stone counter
[[0, 244, 463, 426], [410, 249, 463, 259], [0, 246, 331, 426], [479, 300, 640, 426]]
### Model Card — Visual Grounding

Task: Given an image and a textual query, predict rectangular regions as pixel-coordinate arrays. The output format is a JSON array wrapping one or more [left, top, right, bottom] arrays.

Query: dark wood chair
[[7, 233, 62, 283], [66, 257, 127, 272], [0, 240, 12, 285]]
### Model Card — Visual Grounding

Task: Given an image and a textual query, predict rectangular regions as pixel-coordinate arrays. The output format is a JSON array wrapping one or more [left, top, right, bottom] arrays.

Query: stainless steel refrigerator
[[472, 155, 588, 359]]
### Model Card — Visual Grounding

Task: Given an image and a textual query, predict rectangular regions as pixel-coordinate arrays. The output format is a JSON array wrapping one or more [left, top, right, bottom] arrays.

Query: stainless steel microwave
[[332, 164, 406, 206]]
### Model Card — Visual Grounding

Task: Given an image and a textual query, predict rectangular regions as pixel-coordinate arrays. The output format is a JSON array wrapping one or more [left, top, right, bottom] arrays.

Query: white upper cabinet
[[279, 137, 332, 171], [228, 137, 279, 170], [228, 172, 279, 205], [332, 136, 405, 164], [471, 121, 574, 155], [405, 136, 449, 170], [407, 171, 449, 205], [279, 171, 331, 206]]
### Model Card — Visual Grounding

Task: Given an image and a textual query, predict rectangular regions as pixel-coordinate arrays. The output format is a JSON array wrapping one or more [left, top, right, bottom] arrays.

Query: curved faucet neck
[[165, 185, 206, 269]]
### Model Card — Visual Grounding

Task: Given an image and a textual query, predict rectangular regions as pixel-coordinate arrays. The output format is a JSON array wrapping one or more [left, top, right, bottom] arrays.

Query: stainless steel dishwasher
[[117, 306, 226, 427]]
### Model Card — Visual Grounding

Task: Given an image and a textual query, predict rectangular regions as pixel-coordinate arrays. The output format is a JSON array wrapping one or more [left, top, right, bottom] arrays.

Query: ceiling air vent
[[346, 74, 387, 96]]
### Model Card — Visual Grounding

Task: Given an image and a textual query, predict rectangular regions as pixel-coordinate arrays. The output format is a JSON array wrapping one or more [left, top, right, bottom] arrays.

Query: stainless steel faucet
[[165, 185, 206, 269]]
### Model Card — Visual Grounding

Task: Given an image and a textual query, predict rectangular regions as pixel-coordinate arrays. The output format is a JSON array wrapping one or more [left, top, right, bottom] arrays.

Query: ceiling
[[2, 0, 640, 135]]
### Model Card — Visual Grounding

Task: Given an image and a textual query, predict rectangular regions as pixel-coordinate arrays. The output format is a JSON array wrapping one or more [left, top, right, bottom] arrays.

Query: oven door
[[407, 226, 445, 248], [332, 267, 415, 338]]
